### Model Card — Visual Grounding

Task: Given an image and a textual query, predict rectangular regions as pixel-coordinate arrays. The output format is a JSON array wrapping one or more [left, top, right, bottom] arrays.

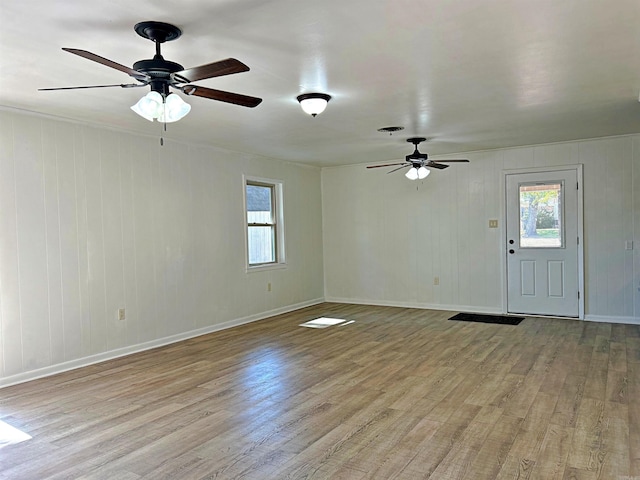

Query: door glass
[[519, 182, 563, 248]]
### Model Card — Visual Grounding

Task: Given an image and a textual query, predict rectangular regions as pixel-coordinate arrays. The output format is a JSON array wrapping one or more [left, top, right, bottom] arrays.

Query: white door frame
[[500, 165, 585, 319]]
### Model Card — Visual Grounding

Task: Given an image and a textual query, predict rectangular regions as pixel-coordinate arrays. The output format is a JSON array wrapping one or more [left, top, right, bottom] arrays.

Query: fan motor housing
[[132, 57, 184, 76], [133, 56, 184, 95], [406, 152, 428, 162]]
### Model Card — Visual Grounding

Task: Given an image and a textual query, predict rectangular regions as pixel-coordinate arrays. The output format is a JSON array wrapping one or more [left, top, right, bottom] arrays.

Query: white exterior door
[[505, 168, 582, 317]]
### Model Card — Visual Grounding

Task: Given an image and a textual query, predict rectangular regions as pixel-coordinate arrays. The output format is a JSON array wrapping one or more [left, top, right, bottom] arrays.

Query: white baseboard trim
[[327, 297, 640, 325], [0, 297, 325, 389], [584, 314, 640, 325], [324, 296, 502, 315]]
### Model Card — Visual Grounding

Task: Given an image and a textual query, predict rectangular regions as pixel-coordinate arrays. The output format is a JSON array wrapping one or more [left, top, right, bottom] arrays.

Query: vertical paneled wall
[[0, 109, 324, 383], [322, 135, 640, 322]]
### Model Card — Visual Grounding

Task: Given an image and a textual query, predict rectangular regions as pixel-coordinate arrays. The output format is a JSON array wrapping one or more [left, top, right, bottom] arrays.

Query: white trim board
[[326, 298, 639, 325], [0, 298, 324, 389], [324, 296, 503, 315], [584, 315, 640, 325]]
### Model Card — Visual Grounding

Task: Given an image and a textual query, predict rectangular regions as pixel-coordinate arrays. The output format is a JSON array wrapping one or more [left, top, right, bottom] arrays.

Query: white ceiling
[[2, 0, 640, 167]]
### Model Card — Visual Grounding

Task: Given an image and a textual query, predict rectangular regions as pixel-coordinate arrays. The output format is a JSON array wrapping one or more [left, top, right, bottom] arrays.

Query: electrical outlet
[[118, 308, 126, 321], [267, 282, 272, 292], [489, 219, 498, 228], [434, 276, 440, 286]]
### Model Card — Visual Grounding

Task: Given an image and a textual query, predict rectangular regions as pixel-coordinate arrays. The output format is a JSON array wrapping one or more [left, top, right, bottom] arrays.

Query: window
[[244, 176, 285, 269], [518, 182, 563, 248]]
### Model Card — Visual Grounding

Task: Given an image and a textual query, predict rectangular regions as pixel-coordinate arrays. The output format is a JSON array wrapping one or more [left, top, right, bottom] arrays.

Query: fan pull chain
[[159, 120, 166, 146]]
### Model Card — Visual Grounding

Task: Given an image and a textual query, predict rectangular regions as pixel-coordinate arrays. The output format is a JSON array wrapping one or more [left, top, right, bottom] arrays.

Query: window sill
[[246, 262, 287, 273]]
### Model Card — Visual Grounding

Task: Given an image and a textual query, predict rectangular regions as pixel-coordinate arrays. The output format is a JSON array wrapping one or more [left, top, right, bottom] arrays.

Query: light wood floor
[[1, 303, 639, 479]]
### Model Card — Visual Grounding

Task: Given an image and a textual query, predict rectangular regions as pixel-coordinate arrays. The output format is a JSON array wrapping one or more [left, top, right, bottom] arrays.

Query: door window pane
[[519, 183, 563, 248]]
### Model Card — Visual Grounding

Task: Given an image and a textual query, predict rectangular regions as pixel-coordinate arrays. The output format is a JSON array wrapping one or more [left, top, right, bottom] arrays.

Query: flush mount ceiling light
[[296, 93, 331, 117], [377, 126, 405, 135]]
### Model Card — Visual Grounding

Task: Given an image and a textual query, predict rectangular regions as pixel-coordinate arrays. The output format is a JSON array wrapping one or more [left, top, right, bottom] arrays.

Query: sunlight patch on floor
[[0, 420, 31, 449], [299, 317, 354, 329]]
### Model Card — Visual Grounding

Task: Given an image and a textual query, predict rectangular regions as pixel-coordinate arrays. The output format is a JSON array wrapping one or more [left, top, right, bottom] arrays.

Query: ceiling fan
[[39, 21, 262, 123], [367, 137, 469, 180]]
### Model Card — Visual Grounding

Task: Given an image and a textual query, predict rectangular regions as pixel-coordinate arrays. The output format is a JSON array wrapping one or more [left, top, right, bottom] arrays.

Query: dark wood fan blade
[[39, 83, 145, 91], [175, 58, 250, 83], [432, 159, 469, 162], [366, 162, 407, 169], [387, 165, 411, 174], [181, 85, 262, 107], [62, 48, 149, 81], [427, 162, 450, 170], [63, 48, 149, 80]]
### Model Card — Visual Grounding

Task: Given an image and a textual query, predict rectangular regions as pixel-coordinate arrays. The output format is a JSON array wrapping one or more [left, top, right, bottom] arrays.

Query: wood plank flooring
[[1, 303, 639, 479]]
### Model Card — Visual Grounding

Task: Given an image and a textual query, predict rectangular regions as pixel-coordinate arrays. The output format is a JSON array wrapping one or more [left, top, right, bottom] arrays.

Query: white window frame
[[243, 175, 286, 272]]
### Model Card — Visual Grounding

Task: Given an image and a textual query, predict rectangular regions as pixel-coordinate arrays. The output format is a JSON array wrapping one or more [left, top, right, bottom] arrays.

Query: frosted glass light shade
[[405, 167, 419, 180], [158, 93, 191, 123], [131, 92, 191, 122], [296, 93, 331, 117], [299, 98, 327, 116], [417, 166, 430, 179], [131, 91, 163, 121]]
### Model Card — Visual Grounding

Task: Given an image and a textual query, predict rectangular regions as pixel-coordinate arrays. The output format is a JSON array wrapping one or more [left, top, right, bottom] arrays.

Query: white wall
[[322, 135, 640, 323], [0, 109, 324, 386], [2, 108, 638, 387]]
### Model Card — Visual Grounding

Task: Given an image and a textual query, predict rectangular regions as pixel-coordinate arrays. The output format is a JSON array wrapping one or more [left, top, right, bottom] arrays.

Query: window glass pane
[[519, 183, 563, 248], [246, 184, 273, 223], [248, 226, 275, 264]]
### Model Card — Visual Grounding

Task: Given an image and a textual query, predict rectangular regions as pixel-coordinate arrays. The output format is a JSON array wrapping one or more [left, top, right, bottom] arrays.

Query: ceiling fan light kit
[[405, 165, 429, 180], [404, 164, 431, 180], [296, 93, 331, 117], [131, 91, 191, 122], [40, 21, 262, 127]]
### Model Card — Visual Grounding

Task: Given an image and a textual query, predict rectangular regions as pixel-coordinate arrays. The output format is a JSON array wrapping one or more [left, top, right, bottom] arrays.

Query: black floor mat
[[449, 312, 524, 325]]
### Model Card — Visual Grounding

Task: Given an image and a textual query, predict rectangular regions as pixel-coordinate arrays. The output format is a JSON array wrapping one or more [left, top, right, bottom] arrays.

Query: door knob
[[509, 249, 515, 254]]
